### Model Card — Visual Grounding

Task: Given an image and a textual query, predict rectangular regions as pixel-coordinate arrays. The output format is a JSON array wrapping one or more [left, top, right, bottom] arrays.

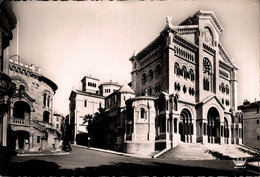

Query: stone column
[[2, 113, 8, 146], [10, 103, 14, 118], [29, 134, 34, 149], [228, 125, 231, 144]]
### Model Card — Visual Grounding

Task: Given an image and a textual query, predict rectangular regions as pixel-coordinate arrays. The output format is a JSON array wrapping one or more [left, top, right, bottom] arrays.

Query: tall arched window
[[182, 66, 187, 79], [140, 108, 146, 119], [142, 73, 146, 84], [156, 64, 161, 76], [174, 63, 180, 75], [226, 85, 229, 94], [203, 58, 212, 92], [47, 95, 50, 108], [189, 69, 194, 81], [149, 69, 153, 80], [84, 100, 87, 107], [43, 93, 47, 106]]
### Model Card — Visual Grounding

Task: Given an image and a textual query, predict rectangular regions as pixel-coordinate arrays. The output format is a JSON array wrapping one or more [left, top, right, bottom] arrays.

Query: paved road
[[0, 146, 257, 175]]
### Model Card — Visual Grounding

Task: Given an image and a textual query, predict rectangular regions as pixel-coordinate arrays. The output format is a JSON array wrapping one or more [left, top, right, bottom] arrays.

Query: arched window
[[203, 58, 212, 92], [99, 102, 102, 108], [84, 100, 87, 107], [19, 85, 25, 92], [182, 66, 187, 79], [47, 95, 50, 108], [221, 83, 225, 93], [174, 63, 180, 75], [189, 69, 194, 81], [156, 64, 161, 76], [226, 85, 229, 94], [149, 69, 153, 80], [43, 93, 47, 106], [140, 108, 146, 119], [203, 58, 211, 74], [142, 73, 146, 84]]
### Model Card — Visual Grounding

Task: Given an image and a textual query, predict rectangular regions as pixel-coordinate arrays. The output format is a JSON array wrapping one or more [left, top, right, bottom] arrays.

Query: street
[[0, 146, 257, 176]]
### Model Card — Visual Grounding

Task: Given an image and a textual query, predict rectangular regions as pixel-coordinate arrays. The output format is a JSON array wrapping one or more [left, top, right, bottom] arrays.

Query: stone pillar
[[10, 103, 14, 118], [220, 123, 224, 145], [29, 134, 34, 149], [228, 126, 231, 144], [2, 113, 8, 146]]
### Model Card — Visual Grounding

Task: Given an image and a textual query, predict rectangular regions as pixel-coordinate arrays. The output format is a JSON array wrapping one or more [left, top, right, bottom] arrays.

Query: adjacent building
[[68, 76, 121, 144], [0, 1, 17, 147], [7, 56, 59, 151], [238, 100, 260, 149]]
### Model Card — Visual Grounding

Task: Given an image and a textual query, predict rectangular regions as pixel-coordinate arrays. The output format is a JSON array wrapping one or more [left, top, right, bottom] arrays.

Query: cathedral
[[122, 10, 241, 156]]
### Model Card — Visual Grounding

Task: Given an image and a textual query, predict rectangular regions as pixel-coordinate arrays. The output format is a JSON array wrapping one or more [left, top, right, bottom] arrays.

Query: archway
[[13, 101, 31, 119], [179, 109, 193, 143], [207, 107, 220, 144], [14, 130, 29, 150]]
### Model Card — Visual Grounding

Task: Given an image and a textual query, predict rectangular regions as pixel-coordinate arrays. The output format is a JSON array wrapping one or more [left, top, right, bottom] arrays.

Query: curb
[[72, 144, 148, 158], [17, 152, 70, 156]]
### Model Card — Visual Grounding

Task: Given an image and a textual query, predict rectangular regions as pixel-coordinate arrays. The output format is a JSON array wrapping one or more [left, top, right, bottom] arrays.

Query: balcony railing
[[9, 118, 32, 126], [9, 118, 54, 129]]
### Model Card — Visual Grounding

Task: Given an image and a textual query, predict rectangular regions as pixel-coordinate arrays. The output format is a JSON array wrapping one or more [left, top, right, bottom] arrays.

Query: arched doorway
[[179, 109, 193, 143], [207, 107, 220, 144], [14, 130, 29, 150], [13, 101, 31, 119]]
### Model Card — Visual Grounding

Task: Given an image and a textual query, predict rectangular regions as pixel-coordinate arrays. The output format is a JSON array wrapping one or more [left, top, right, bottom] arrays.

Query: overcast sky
[[9, 0, 260, 115]]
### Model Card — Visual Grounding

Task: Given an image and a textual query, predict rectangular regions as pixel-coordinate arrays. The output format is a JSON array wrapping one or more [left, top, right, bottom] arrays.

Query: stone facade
[[0, 1, 17, 147], [123, 10, 241, 156], [238, 101, 260, 149], [7, 57, 59, 151]]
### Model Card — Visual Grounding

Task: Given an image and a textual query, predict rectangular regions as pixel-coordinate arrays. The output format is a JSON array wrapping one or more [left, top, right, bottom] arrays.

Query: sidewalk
[[17, 149, 70, 157], [72, 144, 150, 158]]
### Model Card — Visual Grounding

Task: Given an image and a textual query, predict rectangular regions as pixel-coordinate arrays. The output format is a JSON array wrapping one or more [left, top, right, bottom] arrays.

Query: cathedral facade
[[124, 11, 241, 156]]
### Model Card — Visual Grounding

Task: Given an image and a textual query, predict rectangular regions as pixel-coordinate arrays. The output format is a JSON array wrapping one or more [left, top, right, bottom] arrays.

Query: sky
[[8, 0, 260, 115]]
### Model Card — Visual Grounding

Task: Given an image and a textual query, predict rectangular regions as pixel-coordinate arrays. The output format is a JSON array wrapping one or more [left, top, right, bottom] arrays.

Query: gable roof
[[179, 10, 224, 33], [198, 95, 225, 110]]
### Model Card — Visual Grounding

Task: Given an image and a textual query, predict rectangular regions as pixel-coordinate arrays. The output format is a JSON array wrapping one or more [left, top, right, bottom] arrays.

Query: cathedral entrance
[[207, 107, 220, 144], [179, 109, 193, 143]]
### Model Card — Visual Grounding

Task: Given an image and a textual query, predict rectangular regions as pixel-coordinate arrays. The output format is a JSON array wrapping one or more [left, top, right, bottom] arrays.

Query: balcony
[[8, 118, 54, 130], [8, 118, 32, 126]]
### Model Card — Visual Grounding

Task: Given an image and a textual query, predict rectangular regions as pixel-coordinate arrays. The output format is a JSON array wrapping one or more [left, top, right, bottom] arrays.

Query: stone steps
[[159, 143, 254, 160]]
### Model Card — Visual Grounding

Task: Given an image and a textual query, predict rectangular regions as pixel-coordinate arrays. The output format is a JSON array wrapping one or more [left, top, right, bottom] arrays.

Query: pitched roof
[[118, 84, 134, 94]]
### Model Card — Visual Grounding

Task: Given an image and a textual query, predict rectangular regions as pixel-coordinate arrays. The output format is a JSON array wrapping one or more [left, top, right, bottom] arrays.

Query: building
[[101, 10, 241, 156], [7, 56, 59, 151], [105, 84, 135, 151], [99, 81, 121, 97], [0, 1, 17, 147], [53, 113, 64, 131], [69, 76, 105, 144], [238, 100, 260, 149]]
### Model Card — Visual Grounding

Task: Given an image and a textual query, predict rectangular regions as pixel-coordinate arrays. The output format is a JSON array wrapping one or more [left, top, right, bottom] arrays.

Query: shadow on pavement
[[0, 159, 255, 175]]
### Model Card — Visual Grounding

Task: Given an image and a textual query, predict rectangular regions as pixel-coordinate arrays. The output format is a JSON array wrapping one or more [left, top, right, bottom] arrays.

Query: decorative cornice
[[173, 34, 198, 52], [218, 43, 238, 70]]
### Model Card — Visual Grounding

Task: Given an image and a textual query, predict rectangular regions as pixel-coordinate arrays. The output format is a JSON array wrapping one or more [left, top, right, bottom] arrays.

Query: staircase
[[205, 144, 255, 158], [160, 143, 215, 160], [159, 143, 256, 160]]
